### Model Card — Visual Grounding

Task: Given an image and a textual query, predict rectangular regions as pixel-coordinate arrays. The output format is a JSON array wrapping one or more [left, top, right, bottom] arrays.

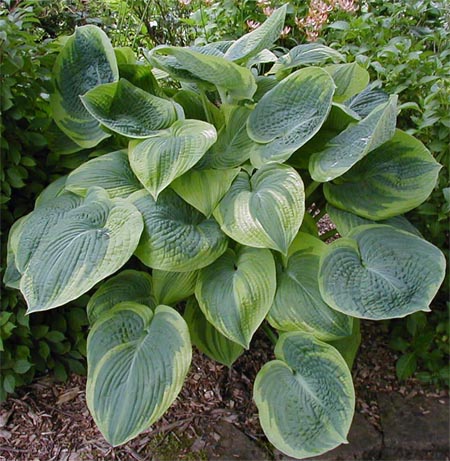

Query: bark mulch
[[0, 322, 447, 461]]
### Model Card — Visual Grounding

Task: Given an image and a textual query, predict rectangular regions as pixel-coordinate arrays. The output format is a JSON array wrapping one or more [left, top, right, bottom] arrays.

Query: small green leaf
[[396, 353, 417, 380], [13, 359, 32, 374]]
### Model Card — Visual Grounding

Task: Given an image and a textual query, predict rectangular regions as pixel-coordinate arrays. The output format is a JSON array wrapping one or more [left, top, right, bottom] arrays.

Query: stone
[[274, 412, 382, 460], [378, 393, 449, 458], [205, 420, 270, 460]]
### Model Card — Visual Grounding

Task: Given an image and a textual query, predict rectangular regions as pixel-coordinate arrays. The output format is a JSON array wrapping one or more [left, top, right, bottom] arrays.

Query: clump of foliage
[[0, 2, 88, 400], [322, 0, 450, 385], [4, 6, 447, 458]]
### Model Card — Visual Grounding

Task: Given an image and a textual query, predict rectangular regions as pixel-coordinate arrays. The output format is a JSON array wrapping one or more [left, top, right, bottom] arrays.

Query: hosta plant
[[4, 7, 446, 458]]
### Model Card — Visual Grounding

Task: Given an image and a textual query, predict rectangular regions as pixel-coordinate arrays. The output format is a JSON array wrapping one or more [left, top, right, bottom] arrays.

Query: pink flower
[[246, 20, 261, 30]]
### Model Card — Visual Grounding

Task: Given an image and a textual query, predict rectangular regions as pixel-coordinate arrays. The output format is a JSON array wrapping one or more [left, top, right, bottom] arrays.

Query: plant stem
[[314, 207, 327, 222], [262, 323, 278, 346], [305, 181, 320, 198], [320, 228, 338, 241]]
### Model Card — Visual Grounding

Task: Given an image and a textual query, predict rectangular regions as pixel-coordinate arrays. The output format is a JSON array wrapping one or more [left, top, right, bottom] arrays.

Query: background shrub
[[0, 2, 88, 400]]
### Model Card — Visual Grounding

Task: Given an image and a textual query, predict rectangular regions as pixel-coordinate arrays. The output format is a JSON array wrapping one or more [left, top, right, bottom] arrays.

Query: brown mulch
[[0, 322, 447, 461]]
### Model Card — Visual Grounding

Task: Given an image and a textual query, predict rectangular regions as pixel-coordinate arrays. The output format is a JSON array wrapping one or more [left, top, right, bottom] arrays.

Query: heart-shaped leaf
[[310, 95, 397, 182], [146, 46, 257, 101], [247, 67, 335, 165], [323, 130, 442, 219], [118, 63, 165, 96], [268, 233, 352, 340], [214, 164, 304, 254], [153, 270, 198, 306], [81, 78, 180, 138], [319, 225, 446, 320], [195, 246, 276, 348], [325, 62, 370, 103], [184, 297, 243, 367], [14, 193, 85, 274], [129, 120, 217, 199], [21, 188, 144, 313], [254, 332, 355, 459], [66, 150, 142, 198], [87, 303, 191, 446], [224, 5, 287, 62], [171, 168, 240, 217], [87, 270, 156, 324], [327, 204, 422, 237], [50, 25, 119, 148], [130, 189, 228, 272]]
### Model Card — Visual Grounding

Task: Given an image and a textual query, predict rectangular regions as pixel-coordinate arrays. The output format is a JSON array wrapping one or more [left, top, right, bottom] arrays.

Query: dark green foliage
[[0, 3, 87, 400]]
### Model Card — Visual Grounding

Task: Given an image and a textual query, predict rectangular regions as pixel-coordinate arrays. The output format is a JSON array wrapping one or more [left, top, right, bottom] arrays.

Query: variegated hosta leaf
[[153, 270, 198, 306], [270, 43, 345, 75], [254, 332, 355, 459], [224, 4, 287, 62], [3, 215, 30, 289], [319, 225, 446, 320], [130, 189, 228, 271], [247, 67, 335, 165], [200, 106, 254, 169], [87, 303, 191, 446], [344, 82, 389, 118], [310, 95, 398, 182], [325, 62, 370, 103], [214, 164, 304, 254], [15, 193, 85, 274], [21, 188, 144, 313], [35, 176, 68, 207], [171, 168, 240, 217], [324, 130, 442, 219], [326, 204, 422, 237], [146, 46, 257, 101], [50, 25, 119, 148], [81, 78, 180, 138], [195, 246, 276, 348], [87, 270, 156, 324], [268, 233, 352, 340], [66, 150, 142, 198], [129, 120, 217, 199], [184, 297, 244, 367]]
